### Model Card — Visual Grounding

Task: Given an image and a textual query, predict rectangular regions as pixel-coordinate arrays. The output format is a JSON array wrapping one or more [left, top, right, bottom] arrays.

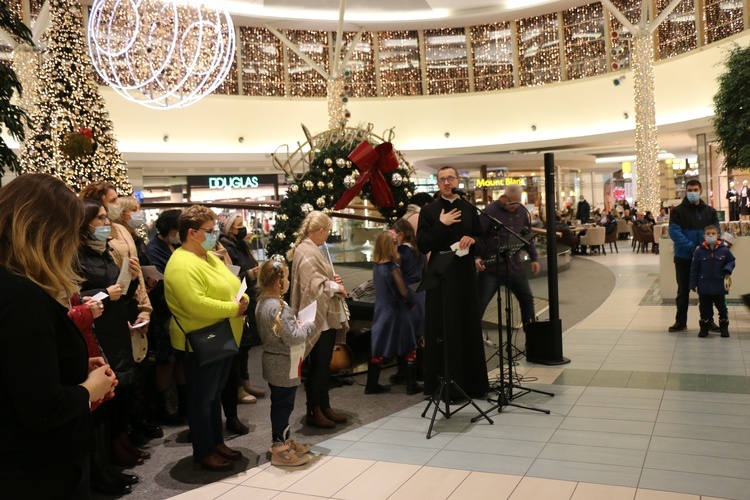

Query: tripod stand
[[420, 250, 494, 439]]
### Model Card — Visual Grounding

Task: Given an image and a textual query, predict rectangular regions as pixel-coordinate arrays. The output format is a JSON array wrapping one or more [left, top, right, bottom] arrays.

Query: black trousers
[[270, 384, 298, 443], [699, 294, 728, 322], [674, 257, 692, 325], [305, 328, 336, 410]]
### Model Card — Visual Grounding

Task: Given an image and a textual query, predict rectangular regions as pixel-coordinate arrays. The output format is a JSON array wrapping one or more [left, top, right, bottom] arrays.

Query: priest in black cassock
[[417, 167, 490, 400]]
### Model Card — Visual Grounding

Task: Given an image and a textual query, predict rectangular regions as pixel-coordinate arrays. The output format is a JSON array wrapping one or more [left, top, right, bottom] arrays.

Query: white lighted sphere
[[87, 0, 235, 109]]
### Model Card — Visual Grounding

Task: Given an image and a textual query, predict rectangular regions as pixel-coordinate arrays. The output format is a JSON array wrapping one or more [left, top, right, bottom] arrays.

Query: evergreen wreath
[[266, 126, 416, 259], [713, 43, 750, 173]]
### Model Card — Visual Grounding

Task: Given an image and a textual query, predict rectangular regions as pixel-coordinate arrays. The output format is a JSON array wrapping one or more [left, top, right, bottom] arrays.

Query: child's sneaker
[[285, 438, 311, 454], [270, 443, 309, 467]]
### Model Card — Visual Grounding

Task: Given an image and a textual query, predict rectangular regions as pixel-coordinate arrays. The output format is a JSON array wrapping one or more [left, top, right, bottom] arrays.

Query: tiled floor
[[171, 252, 750, 500]]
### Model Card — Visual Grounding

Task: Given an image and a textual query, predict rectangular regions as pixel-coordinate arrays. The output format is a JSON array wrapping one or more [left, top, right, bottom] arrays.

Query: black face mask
[[235, 227, 248, 240]]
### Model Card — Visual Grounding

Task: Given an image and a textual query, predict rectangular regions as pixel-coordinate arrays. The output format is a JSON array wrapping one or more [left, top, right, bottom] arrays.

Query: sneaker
[[668, 323, 687, 332], [285, 438, 311, 454], [270, 444, 310, 467]]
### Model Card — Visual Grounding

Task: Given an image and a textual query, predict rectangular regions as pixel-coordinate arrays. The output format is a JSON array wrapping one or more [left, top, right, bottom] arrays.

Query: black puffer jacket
[[78, 244, 138, 386], [219, 234, 259, 347]]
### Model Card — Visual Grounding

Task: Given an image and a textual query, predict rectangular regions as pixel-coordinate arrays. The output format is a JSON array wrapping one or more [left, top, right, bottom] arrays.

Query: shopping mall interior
[[2, 0, 750, 499]]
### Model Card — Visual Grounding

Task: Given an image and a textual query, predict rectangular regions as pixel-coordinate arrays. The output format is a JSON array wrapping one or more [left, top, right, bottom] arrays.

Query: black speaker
[[524, 320, 571, 365]]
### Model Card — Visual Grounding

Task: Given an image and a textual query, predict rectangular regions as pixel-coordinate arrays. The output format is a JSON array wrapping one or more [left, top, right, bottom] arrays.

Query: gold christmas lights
[[286, 29, 329, 97], [334, 31, 376, 98], [378, 30, 422, 96], [239, 27, 284, 97], [703, 0, 744, 44], [471, 23, 513, 91], [657, 0, 696, 59], [424, 27, 469, 95], [516, 14, 561, 87], [563, 3, 606, 80], [632, 34, 660, 218]]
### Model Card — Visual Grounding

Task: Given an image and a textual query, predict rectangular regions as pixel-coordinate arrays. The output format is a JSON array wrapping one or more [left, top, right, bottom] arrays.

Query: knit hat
[[217, 212, 242, 236]]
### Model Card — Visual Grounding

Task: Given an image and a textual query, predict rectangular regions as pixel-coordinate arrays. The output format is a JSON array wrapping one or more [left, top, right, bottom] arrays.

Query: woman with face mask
[[77, 199, 149, 490]]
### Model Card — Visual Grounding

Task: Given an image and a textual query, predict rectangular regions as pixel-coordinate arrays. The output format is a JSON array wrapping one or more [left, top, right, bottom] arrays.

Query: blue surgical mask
[[127, 211, 145, 229], [201, 232, 217, 251], [705, 236, 717, 246], [91, 225, 111, 242], [686, 192, 701, 203]]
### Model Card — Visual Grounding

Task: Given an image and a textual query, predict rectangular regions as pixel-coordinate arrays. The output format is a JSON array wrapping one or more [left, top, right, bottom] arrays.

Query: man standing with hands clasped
[[668, 179, 719, 333], [417, 167, 490, 400]]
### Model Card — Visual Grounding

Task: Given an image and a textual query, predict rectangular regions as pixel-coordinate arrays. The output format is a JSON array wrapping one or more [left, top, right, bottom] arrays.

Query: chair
[[616, 219, 631, 240], [632, 223, 654, 253], [579, 226, 606, 255], [605, 227, 618, 253]]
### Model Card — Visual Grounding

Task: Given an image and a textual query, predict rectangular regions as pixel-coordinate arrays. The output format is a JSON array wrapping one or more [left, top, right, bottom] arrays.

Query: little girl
[[255, 259, 318, 466], [367, 231, 416, 394]]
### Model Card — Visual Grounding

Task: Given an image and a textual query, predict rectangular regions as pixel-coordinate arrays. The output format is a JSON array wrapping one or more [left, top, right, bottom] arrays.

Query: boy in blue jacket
[[689, 225, 735, 338]]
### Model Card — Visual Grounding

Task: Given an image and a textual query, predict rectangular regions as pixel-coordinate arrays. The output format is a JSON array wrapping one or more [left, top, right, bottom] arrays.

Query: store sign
[[475, 177, 526, 188], [208, 175, 260, 190]]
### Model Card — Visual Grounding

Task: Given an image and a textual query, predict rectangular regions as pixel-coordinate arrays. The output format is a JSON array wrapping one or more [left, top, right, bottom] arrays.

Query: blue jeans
[[270, 384, 298, 443], [477, 270, 535, 326], [184, 355, 233, 459]]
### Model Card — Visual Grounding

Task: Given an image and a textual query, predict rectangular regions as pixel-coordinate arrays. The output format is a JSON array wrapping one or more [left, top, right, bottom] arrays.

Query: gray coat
[[255, 296, 317, 387]]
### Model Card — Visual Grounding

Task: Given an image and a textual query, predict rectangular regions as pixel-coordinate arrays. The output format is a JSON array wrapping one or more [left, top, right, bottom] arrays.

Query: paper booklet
[[450, 241, 469, 257], [141, 265, 164, 281], [116, 261, 131, 289], [298, 301, 317, 326], [235, 278, 247, 302]]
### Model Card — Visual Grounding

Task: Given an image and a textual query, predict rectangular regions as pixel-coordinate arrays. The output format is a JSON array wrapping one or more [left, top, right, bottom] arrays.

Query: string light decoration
[[632, 34, 660, 218], [334, 31, 376, 98], [86, 0, 236, 109], [21, 0, 131, 194], [327, 75, 351, 129], [471, 23, 513, 92], [563, 3, 606, 80], [239, 27, 284, 97], [703, 0, 744, 45], [657, 0, 696, 59], [516, 14, 561, 87], [5, 0, 23, 21], [424, 27, 469, 95], [286, 29, 329, 97], [212, 58, 238, 95], [12, 45, 42, 139], [378, 30, 422, 96], [30, 0, 44, 22], [608, 0, 640, 72]]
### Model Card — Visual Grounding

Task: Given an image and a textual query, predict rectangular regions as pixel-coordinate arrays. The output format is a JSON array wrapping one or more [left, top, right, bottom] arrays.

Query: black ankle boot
[[365, 361, 390, 394], [406, 362, 423, 395], [720, 319, 730, 338], [698, 320, 710, 338]]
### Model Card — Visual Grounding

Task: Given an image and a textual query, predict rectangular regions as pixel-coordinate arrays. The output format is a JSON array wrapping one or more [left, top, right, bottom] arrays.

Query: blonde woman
[[287, 211, 349, 428], [0, 174, 117, 498]]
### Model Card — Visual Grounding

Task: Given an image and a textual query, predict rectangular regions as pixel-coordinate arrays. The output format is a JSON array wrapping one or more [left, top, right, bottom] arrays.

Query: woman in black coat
[[0, 174, 116, 499]]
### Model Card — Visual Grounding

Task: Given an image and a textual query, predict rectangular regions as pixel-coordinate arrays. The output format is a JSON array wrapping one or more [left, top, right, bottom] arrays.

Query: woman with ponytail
[[256, 259, 317, 466], [287, 211, 349, 428]]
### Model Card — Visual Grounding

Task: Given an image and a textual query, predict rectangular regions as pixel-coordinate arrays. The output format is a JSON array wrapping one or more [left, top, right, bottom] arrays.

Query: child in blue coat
[[689, 225, 735, 338]]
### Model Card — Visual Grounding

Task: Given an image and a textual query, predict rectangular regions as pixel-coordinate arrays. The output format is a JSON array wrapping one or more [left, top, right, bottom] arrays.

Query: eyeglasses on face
[[437, 176, 457, 184], [196, 227, 219, 236], [95, 214, 109, 222]]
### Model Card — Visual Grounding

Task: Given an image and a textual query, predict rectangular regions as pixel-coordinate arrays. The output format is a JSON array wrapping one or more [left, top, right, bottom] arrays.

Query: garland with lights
[[20, 0, 131, 194], [713, 43, 750, 173], [266, 125, 415, 259]]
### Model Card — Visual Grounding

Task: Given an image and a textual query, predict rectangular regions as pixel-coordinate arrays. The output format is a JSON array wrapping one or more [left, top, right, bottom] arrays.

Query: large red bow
[[334, 141, 399, 210]]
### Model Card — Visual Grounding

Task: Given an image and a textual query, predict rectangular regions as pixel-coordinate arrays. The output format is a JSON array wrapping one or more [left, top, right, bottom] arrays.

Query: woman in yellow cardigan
[[164, 205, 249, 472]]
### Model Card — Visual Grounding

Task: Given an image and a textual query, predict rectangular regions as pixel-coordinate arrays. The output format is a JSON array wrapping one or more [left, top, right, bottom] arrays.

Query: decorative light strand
[[334, 31, 376, 97], [657, 0, 696, 59], [563, 3, 606, 80], [239, 27, 284, 96], [286, 29, 329, 97], [377, 30, 422, 97], [424, 27, 469, 95], [516, 13, 561, 87], [703, 0, 744, 45], [632, 34, 660, 218], [471, 23, 513, 91]]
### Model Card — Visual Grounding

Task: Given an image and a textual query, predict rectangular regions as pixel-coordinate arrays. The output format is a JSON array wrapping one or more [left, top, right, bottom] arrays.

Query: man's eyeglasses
[[196, 227, 219, 236], [437, 176, 456, 184]]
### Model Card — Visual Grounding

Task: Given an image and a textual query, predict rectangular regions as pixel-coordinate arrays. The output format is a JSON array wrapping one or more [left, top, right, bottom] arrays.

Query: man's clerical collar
[[441, 195, 458, 203]]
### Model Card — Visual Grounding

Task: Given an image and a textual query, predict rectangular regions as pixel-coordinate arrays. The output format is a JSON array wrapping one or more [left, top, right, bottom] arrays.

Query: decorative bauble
[[391, 173, 403, 186], [399, 202, 404, 207], [344, 175, 355, 189], [328, 168, 334, 174], [336, 158, 346, 167], [346, 160, 353, 168], [405, 191, 412, 198], [276, 233, 286, 240], [324, 158, 333, 167], [289, 184, 299, 193], [301, 203, 313, 213], [327, 182, 334, 190], [279, 214, 288, 221], [303, 180, 314, 190], [316, 196, 326, 207], [316, 181, 325, 190], [352, 170, 360, 180]]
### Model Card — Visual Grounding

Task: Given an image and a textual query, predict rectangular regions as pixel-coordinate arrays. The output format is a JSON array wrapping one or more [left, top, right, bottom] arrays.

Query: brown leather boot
[[192, 453, 233, 471], [306, 406, 335, 428], [322, 407, 347, 424]]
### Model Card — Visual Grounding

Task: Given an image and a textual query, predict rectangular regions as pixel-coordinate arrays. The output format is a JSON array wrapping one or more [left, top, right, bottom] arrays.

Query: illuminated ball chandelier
[[87, 0, 235, 109]]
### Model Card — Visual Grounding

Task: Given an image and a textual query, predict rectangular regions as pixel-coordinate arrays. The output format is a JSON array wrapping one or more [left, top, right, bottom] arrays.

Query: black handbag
[[174, 316, 238, 367]]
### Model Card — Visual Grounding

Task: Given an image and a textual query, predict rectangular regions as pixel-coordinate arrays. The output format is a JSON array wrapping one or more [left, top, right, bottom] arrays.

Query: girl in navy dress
[[367, 231, 416, 394]]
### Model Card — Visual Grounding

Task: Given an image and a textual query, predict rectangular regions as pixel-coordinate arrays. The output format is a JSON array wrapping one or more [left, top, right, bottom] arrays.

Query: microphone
[[451, 187, 469, 196]]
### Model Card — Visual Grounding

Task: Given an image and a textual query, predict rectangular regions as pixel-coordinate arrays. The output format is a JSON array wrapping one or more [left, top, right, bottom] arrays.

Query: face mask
[[91, 225, 111, 242], [686, 192, 701, 203], [168, 234, 181, 245], [236, 227, 247, 240], [201, 232, 217, 251], [108, 204, 122, 220], [705, 236, 717, 245], [127, 211, 145, 229]]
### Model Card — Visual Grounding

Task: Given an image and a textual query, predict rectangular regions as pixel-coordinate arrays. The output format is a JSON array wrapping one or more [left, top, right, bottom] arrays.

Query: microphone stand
[[454, 193, 552, 417]]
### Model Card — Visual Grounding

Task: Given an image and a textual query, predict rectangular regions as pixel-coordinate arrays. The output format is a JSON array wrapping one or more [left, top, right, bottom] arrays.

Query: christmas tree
[[714, 44, 750, 173], [0, 3, 33, 177], [20, 0, 131, 193]]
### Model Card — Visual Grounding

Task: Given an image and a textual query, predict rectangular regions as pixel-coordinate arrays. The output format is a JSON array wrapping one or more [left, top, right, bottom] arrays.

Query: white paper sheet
[[450, 241, 469, 257], [298, 301, 317, 325], [90, 291, 108, 301], [235, 277, 247, 302], [131, 319, 150, 329], [227, 264, 241, 276], [116, 261, 131, 289], [289, 343, 305, 379], [141, 265, 164, 281]]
